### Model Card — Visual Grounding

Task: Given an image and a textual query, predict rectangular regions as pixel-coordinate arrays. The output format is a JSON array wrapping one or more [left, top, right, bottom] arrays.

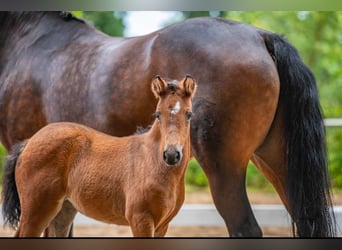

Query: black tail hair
[[1, 142, 26, 229], [263, 33, 336, 237]]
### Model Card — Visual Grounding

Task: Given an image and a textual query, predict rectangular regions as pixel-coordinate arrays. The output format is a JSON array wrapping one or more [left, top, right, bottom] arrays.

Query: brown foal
[[1, 75, 197, 237]]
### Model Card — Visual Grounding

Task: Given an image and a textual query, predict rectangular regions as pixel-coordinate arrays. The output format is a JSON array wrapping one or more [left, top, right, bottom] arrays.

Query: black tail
[[1, 142, 26, 229], [263, 33, 336, 237]]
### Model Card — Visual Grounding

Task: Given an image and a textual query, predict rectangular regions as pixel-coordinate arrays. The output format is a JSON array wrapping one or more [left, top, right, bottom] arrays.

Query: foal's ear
[[151, 75, 168, 98], [182, 75, 197, 98]]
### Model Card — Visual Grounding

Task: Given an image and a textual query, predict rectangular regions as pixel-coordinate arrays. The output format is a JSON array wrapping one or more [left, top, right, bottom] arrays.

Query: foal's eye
[[154, 111, 161, 121], [185, 111, 193, 120]]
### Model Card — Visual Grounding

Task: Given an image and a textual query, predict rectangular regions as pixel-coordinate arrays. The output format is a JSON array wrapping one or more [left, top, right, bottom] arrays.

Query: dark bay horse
[[0, 12, 335, 237], [2, 75, 197, 237]]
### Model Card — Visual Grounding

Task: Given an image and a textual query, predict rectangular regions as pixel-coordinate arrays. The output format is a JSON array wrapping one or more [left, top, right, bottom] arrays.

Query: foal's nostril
[[175, 151, 181, 162], [163, 150, 168, 162]]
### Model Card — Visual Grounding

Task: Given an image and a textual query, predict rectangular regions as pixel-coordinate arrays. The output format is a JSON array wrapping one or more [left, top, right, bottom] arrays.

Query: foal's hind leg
[[44, 201, 77, 237], [15, 166, 67, 237], [15, 199, 64, 237]]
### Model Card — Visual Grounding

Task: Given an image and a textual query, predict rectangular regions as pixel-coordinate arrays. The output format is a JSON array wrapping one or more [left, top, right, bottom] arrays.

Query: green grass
[[185, 158, 275, 191], [0, 145, 7, 182], [246, 162, 275, 192]]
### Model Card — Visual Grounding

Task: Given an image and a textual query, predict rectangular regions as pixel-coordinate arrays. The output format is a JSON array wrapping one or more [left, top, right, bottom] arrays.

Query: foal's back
[[21, 122, 124, 168], [20, 121, 140, 184]]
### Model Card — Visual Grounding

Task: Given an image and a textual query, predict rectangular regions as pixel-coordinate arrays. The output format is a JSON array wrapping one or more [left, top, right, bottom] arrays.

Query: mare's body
[[0, 12, 335, 237]]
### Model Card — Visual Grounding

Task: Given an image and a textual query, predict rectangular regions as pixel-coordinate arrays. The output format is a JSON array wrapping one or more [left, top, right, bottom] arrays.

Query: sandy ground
[[1, 189, 341, 238]]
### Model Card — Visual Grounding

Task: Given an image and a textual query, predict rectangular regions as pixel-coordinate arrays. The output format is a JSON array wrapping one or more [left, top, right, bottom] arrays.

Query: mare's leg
[[193, 148, 260, 237], [191, 102, 262, 237], [251, 110, 290, 210], [44, 201, 77, 237], [191, 76, 279, 237]]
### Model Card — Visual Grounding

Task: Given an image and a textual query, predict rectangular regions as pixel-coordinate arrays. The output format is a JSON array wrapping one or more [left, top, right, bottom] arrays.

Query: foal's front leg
[[127, 212, 154, 237], [154, 223, 169, 237]]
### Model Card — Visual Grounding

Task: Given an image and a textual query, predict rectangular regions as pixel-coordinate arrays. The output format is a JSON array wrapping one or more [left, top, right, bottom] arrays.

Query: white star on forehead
[[170, 101, 181, 115]]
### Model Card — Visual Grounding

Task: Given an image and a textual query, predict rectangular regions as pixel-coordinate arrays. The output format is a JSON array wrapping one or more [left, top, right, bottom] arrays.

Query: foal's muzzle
[[163, 146, 183, 166]]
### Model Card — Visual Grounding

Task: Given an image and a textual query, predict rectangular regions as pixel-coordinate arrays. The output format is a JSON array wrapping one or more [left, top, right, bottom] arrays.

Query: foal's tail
[[1, 141, 26, 229], [262, 33, 336, 237]]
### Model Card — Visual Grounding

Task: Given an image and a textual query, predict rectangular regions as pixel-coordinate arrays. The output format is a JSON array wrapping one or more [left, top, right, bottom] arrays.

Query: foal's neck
[[138, 122, 162, 152]]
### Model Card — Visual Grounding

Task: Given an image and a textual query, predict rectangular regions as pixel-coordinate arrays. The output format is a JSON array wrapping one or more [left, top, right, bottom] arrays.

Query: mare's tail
[[1, 142, 26, 229], [262, 32, 336, 237]]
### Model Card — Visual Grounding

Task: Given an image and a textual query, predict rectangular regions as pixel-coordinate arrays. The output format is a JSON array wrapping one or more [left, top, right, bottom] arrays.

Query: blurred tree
[[224, 12, 342, 104]]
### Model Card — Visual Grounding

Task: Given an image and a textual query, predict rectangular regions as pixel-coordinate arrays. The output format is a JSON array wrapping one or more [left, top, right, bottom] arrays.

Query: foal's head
[[151, 75, 197, 166]]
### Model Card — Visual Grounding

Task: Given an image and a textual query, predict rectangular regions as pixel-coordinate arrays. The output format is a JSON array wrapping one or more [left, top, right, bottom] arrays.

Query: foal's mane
[[157, 79, 183, 97], [134, 125, 153, 135], [165, 79, 180, 93]]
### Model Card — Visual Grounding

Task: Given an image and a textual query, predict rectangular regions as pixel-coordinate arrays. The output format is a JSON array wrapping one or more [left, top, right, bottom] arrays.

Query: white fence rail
[[73, 204, 342, 235], [324, 118, 342, 127]]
